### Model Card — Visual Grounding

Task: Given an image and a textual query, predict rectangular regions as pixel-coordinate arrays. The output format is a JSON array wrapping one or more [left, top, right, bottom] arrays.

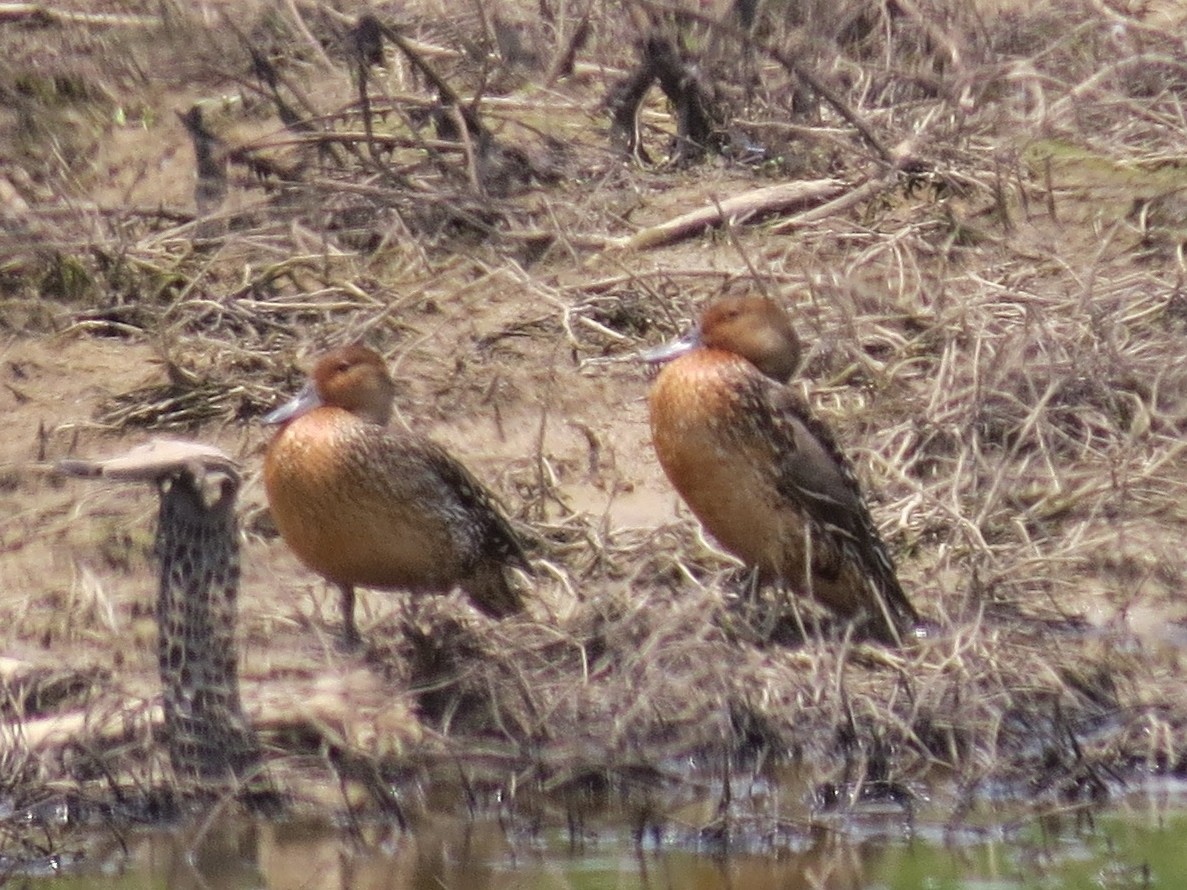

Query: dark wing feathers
[[345, 426, 528, 617], [417, 440, 530, 571], [760, 383, 918, 629]]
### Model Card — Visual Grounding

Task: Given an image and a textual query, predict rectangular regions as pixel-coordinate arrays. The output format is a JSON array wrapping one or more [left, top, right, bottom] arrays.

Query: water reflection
[[255, 817, 879, 890], [25, 781, 1187, 889], [37, 810, 887, 890]]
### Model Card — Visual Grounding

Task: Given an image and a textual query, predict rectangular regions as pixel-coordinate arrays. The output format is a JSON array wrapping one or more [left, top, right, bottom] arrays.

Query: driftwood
[[13, 703, 161, 753], [12, 676, 419, 769], [768, 175, 888, 234], [606, 179, 845, 250], [0, 3, 157, 26]]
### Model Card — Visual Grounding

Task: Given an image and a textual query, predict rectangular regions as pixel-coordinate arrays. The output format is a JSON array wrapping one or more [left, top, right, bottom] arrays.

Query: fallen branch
[[0, 3, 158, 26], [605, 179, 844, 251], [13, 703, 160, 753], [768, 175, 886, 234]]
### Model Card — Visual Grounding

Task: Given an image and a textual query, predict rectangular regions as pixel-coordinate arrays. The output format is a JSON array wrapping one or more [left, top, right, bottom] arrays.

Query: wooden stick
[[606, 179, 844, 251], [767, 176, 885, 234], [14, 704, 161, 752], [0, 3, 158, 26]]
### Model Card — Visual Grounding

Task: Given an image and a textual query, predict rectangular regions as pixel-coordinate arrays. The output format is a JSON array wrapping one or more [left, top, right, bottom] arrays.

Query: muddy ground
[[4, 0, 1187, 846]]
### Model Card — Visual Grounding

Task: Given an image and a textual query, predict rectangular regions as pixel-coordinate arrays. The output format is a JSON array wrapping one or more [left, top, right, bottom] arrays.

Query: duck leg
[[337, 582, 361, 649]]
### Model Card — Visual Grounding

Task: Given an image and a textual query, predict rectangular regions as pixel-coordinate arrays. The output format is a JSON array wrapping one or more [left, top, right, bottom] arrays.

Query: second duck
[[644, 296, 918, 644]]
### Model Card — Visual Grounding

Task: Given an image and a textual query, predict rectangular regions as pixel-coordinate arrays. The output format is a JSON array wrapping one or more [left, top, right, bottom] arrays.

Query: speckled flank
[[264, 347, 525, 643], [647, 297, 917, 644]]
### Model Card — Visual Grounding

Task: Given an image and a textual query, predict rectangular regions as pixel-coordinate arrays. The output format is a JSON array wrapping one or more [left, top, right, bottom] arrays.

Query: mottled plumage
[[645, 297, 917, 644], [264, 346, 526, 646]]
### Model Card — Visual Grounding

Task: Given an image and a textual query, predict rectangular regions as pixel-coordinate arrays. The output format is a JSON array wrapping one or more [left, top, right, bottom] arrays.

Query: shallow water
[[15, 780, 1186, 889]]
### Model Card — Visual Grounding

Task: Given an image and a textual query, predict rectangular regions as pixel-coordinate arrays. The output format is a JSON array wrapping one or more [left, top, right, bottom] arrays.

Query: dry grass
[[3, 0, 1187, 859]]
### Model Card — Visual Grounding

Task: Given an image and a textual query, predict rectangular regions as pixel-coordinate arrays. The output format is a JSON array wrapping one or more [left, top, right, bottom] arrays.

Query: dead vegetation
[[3, 0, 1187, 864]]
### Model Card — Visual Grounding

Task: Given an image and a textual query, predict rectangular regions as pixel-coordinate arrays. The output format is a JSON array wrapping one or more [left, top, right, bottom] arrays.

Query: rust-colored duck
[[644, 296, 918, 644], [263, 345, 527, 646]]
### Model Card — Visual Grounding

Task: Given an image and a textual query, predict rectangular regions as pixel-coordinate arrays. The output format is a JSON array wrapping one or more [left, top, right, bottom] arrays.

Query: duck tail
[[465, 561, 525, 618]]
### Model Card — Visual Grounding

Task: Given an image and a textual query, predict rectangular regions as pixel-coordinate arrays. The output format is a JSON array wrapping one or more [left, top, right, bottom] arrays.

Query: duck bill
[[640, 326, 701, 365], [263, 381, 322, 425]]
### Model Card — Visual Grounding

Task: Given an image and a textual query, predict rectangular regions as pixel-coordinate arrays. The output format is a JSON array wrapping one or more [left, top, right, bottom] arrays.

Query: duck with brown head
[[263, 345, 527, 647], [644, 296, 918, 645]]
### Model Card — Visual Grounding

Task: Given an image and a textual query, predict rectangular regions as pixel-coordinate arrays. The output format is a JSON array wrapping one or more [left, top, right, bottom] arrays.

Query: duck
[[643, 296, 918, 644], [263, 345, 527, 647]]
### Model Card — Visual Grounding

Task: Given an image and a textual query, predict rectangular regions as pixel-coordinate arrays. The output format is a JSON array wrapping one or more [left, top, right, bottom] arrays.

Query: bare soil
[[4, 0, 1187, 848]]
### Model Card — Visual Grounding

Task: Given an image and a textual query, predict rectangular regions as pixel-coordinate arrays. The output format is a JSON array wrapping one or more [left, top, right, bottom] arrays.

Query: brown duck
[[264, 345, 526, 646], [644, 296, 918, 643]]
